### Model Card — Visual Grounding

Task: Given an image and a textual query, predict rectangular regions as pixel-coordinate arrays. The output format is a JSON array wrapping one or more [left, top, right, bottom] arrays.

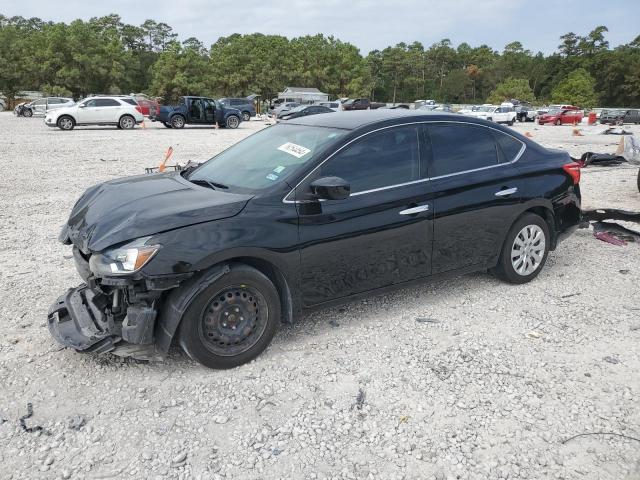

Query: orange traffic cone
[[158, 146, 174, 172], [572, 128, 583, 137], [525, 131, 533, 138], [141, 119, 146, 129]]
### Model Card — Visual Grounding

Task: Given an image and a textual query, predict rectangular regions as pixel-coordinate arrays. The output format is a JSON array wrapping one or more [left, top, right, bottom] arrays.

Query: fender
[[155, 264, 230, 353]]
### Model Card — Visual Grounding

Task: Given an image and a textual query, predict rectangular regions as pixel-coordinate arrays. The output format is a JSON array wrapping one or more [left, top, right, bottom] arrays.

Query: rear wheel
[[491, 213, 550, 284], [171, 115, 186, 129], [57, 115, 75, 131], [242, 111, 251, 121], [163, 122, 172, 129], [119, 115, 136, 129], [178, 265, 280, 369], [226, 115, 240, 129]]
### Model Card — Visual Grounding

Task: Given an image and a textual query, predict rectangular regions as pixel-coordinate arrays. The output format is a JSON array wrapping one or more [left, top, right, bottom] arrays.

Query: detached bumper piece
[[48, 285, 117, 353]]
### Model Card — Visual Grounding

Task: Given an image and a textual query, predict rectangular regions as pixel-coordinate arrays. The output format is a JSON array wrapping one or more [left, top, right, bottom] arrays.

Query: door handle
[[399, 205, 429, 215], [495, 187, 518, 197]]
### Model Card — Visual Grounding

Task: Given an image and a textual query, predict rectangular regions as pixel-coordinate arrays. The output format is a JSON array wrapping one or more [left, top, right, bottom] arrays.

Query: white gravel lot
[[0, 113, 639, 480]]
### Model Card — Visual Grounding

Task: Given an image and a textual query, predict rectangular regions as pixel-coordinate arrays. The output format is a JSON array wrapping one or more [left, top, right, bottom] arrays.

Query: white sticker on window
[[273, 166, 286, 173], [266, 173, 279, 181], [278, 142, 311, 158]]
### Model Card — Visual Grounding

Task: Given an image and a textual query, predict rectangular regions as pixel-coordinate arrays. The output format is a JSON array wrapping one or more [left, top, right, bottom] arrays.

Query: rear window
[[494, 132, 524, 163], [121, 98, 138, 106]]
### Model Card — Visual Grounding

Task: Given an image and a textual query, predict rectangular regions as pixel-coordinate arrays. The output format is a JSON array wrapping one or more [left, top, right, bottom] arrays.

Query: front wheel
[[225, 115, 240, 129], [491, 213, 550, 284], [242, 111, 251, 121], [178, 265, 280, 369], [57, 115, 75, 131], [507, 119, 514, 126], [24, 108, 33, 117]]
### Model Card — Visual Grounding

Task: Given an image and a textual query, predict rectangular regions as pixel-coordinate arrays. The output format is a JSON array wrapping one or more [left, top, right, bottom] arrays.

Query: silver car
[[28, 97, 75, 116]]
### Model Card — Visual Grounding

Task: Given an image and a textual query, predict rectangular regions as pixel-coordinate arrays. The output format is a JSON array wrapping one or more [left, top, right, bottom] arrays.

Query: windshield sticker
[[266, 173, 279, 181], [278, 142, 311, 158], [273, 166, 286, 173]]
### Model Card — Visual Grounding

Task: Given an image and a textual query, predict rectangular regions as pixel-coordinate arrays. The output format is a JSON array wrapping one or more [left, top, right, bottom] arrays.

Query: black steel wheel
[[242, 111, 251, 121], [178, 265, 280, 369], [24, 108, 33, 117]]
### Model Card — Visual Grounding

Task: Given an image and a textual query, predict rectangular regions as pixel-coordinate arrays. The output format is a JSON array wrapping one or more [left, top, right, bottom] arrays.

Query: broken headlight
[[89, 237, 160, 276]]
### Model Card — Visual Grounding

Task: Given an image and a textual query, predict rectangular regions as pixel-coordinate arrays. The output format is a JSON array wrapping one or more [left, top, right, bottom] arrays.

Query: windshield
[[477, 106, 494, 112], [189, 124, 346, 192], [547, 108, 561, 115]]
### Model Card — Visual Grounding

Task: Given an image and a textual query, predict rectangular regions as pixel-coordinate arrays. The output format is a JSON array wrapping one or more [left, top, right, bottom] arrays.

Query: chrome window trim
[[282, 120, 526, 204]]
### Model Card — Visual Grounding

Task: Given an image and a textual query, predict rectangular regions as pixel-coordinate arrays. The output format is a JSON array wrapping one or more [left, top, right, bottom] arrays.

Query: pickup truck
[[342, 98, 386, 110], [150, 96, 242, 129]]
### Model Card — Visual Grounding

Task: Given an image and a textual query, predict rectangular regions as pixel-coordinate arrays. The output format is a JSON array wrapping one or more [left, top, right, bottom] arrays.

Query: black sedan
[[278, 104, 334, 120], [48, 110, 582, 369]]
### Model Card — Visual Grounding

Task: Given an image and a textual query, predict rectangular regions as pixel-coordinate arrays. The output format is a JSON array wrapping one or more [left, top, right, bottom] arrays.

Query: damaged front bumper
[[48, 284, 161, 359], [48, 246, 192, 360]]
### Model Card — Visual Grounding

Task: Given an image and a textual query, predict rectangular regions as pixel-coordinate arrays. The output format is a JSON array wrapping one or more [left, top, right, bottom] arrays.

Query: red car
[[131, 93, 160, 117], [538, 108, 583, 125]]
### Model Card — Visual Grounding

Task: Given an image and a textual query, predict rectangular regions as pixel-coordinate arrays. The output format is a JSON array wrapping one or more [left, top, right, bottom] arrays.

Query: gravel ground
[[0, 113, 639, 480]]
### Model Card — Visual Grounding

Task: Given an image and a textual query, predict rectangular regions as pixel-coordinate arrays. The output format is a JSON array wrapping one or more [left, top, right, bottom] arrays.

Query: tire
[[163, 122, 173, 129], [487, 117, 493, 122], [57, 115, 75, 131], [491, 213, 550, 284], [178, 264, 281, 369], [171, 115, 186, 129], [24, 108, 33, 117], [507, 119, 514, 126], [637, 168, 640, 193], [119, 115, 136, 129], [242, 111, 251, 121], [225, 115, 240, 129]]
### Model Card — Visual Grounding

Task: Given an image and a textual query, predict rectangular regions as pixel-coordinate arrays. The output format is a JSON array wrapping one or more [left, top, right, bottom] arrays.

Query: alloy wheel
[[120, 116, 135, 129], [511, 225, 546, 276], [226, 116, 239, 129], [58, 117, 73, 130]]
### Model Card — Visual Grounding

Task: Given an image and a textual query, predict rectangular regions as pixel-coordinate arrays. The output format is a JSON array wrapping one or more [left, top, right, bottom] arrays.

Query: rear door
[[297, 124, 433, 305], [426, 122, 526, 274]]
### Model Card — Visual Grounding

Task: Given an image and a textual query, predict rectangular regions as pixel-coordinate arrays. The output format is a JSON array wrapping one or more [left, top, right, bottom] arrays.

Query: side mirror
[[310, 176, 350, 200], [78, 104, 86, 108]]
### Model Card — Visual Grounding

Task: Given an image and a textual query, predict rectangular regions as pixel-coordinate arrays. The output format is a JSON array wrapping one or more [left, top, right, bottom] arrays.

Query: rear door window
[[494, 132, 524, 163], [428, 124, 499, 177], [95, 99, 120, 107]]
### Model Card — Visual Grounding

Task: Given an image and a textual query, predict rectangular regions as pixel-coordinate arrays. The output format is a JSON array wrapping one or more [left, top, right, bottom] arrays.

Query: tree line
[[1, 14, 639, 107]]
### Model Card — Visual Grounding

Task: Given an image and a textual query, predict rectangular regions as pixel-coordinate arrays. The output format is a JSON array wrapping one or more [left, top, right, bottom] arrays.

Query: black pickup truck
[[150, 96, 243, 129]]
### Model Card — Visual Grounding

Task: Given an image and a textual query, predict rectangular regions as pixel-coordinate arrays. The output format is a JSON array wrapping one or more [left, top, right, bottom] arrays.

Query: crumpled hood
[[61, 172, 252, 253]]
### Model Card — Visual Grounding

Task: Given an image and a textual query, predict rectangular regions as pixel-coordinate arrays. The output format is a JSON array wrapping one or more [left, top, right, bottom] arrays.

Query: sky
[[1, 0, 639, 54]]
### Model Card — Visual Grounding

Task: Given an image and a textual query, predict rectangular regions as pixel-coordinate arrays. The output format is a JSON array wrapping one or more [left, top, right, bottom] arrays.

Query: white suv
[[45, 96, 144, 130]]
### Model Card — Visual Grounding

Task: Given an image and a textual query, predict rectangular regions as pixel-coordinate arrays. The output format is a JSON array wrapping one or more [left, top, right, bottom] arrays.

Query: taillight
[[135, 106, 143, 113], [562, 162, 581, 184]]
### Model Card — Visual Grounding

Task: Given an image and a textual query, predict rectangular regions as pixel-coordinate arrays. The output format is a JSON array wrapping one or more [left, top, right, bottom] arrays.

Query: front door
[[425, 122, 526, 274], [297, 124, 433, 306], [76, 99, 102, 123], [188, 98, 207, 124]]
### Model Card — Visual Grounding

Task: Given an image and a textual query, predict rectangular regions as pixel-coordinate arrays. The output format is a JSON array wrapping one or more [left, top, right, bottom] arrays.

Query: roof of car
[[284, 109, 463, 130]]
